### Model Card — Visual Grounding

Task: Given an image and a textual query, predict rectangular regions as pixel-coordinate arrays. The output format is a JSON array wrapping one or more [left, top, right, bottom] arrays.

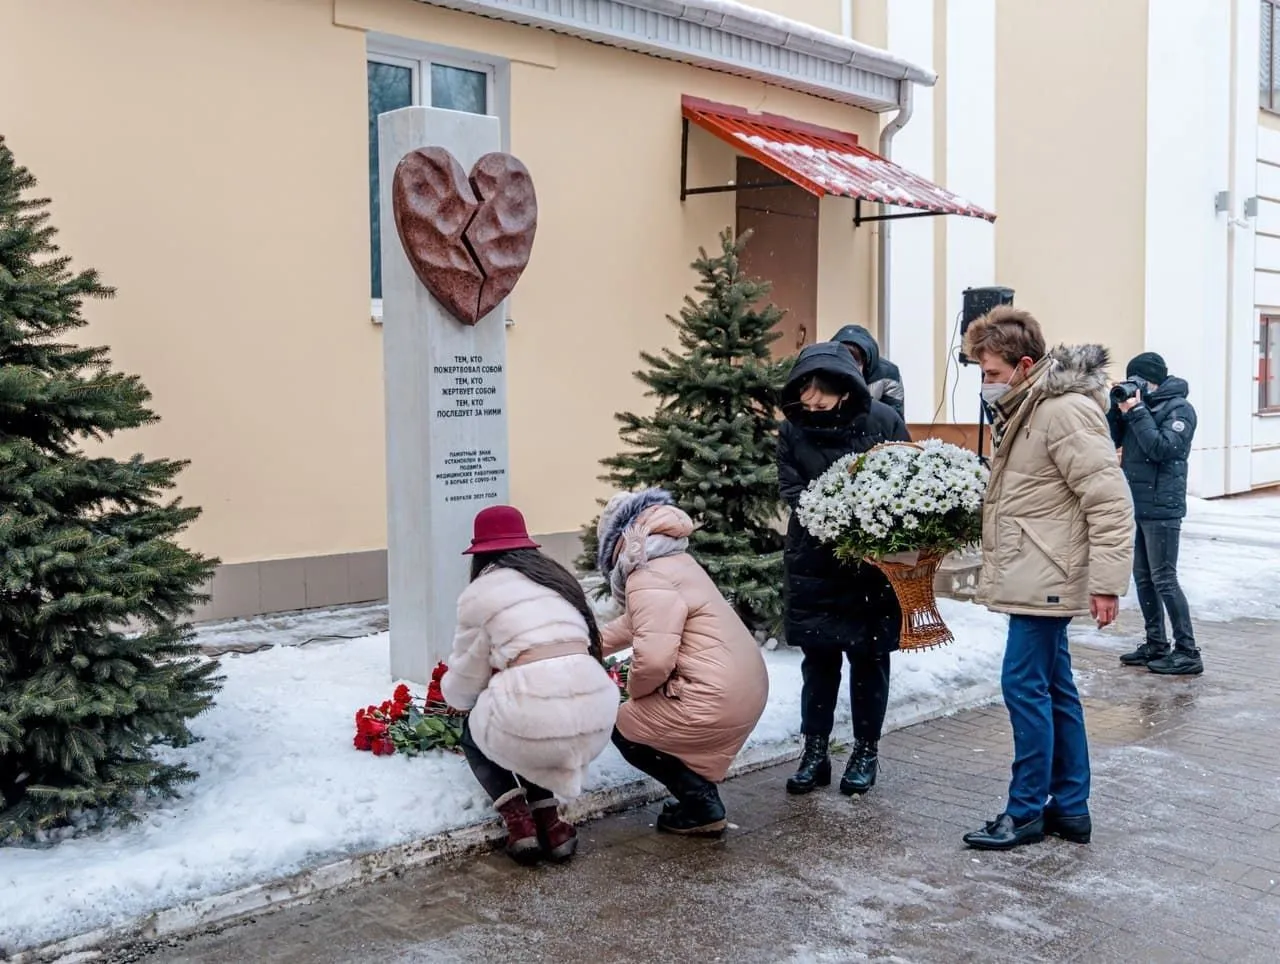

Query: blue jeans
[[1001, 615, 1090, 822]]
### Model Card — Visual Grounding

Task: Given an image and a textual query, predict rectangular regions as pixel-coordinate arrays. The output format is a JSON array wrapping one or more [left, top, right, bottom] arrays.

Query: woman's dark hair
[[797, 372, 846, 398], [470, 549, 604, 663], [783, 372, 848, 412]]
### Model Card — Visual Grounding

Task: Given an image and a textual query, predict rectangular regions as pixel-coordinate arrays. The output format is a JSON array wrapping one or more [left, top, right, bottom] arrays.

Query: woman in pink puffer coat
[[598, 489, 769, 837]]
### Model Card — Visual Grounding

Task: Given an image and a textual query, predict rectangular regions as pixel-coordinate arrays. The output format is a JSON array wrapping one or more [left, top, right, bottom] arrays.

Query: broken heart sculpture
[[391, 147, 538, 326]]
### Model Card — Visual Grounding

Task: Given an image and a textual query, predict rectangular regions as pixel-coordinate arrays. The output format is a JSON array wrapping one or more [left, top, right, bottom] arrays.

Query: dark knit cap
[[1126, 351, 1168, 386]]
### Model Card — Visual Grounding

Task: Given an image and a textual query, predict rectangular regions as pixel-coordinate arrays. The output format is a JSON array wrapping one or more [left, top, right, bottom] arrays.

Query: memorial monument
[[377, 106, 537, 682]]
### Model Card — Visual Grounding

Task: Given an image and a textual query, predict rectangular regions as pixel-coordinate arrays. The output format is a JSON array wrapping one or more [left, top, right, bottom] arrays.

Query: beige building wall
[[746, 0, 844, 35], [0, 0, 881, 615], [993, 0, 1149, 364]]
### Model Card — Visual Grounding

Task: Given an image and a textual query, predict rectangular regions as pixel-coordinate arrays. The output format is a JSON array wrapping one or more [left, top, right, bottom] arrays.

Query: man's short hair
[[962, 306, 1046, 366]]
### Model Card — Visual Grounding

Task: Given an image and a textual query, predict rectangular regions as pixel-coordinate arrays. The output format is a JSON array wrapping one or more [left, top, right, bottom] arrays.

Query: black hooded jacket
[[777, 343, 912, 654], [1107, 376, 1196, 521], [832, 325, 905, 419]]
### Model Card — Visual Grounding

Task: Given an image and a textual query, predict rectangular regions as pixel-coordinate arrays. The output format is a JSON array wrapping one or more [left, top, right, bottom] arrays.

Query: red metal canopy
[[681, 95, 996, 223]]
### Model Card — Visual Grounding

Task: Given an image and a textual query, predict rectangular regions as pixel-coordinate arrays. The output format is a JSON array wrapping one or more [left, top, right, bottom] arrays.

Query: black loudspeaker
[[959, 286, 1014, 365]]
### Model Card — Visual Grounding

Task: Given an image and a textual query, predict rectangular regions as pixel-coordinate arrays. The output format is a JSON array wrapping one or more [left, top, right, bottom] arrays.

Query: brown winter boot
[[493, 789, 541, 865], [530, 798, 579, 863]]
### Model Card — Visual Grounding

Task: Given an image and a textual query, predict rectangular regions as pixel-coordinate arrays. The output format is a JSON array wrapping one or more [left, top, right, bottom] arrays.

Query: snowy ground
[[1165, 494, 1280, 622], [0, 599, 1010, 953], [3, 491, 1277, 953]]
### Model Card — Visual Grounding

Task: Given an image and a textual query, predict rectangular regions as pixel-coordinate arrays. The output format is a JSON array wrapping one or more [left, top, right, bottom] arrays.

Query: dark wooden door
[[735, 158, 820, 360]]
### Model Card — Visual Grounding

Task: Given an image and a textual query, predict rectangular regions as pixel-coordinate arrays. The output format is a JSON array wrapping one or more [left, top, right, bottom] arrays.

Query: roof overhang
[[681, 96, 996, 223], [415, 0, 936, 112]]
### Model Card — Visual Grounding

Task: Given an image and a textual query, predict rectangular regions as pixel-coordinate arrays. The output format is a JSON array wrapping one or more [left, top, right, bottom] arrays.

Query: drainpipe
[[876, 81, 915, 345], [841, 0, 853, 38]]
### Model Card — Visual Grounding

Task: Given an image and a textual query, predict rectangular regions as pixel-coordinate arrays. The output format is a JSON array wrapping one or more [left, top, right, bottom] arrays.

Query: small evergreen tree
[[577, 229, 789, 632], [0, 136, 220, 841]]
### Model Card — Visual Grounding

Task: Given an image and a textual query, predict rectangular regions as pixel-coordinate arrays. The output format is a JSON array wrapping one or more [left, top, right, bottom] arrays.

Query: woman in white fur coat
[[441, 505, 619, 865]]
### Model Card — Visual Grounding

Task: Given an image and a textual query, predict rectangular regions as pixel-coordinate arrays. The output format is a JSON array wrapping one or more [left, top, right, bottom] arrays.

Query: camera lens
[[1111, 382, 1137, 403]]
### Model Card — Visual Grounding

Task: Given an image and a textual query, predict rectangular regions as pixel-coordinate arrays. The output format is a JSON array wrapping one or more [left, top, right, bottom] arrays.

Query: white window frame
[[1262, 314, 1280, 415], [367, 38, 503, 323], [1263, 0, 1280, 114]]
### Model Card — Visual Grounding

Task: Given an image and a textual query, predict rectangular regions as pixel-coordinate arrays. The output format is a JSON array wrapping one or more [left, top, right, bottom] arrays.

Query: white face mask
[[980, 382, 1011, 407]]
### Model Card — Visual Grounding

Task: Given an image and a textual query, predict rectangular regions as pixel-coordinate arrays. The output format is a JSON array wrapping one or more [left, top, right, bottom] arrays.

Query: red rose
[[353, 733, 372, 751], [431, 662, 448, 684], [388, 701, 405, 722], [372, 737, 395, 756], [393, 683, 412, 705], [426, 681, 445, 705]]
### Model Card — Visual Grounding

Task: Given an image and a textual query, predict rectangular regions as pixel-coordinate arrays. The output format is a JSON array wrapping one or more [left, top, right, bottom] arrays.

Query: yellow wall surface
[[852, 0, 889, 50], [0, 0, 879, 564], [993, 0, 1148, 364], [744, 0, 844, 35]]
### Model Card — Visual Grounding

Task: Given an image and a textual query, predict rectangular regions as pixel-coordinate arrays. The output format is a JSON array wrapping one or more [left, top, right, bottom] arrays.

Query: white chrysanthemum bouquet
[[798, 440, 988, 561], [796, 441, 989, 648]]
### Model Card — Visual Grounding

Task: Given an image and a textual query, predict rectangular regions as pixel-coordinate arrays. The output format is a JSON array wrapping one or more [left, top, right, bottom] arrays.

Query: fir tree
[[0, 136, 220, 841], [578, 229, 789, 632]]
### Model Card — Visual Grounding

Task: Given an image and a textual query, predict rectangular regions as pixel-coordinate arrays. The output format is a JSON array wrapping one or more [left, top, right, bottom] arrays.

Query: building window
[[1263, 1, 1280, 112], [368, 47, 495, 309], [1263, 315, 1280, 412]]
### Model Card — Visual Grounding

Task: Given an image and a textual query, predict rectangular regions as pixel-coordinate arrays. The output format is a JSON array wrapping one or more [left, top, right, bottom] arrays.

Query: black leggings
[[611, 728, 710, 794], [799, 647, 892, 743], [459, 719, 554, 804]]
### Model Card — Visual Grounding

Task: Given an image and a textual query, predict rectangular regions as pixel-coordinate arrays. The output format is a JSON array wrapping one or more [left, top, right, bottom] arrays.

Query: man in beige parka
[[961, 306, 1134, 851]]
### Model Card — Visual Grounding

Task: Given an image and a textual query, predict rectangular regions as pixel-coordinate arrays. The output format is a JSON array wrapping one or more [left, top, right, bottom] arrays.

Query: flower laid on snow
[[796, 439, 988, 561], [353, 663, 466, 757], [425, 661, 447, 706], [603, 654, 632, 702]]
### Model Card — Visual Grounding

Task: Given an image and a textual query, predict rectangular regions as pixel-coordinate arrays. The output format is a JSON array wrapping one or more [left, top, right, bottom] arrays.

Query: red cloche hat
[[462, 505, 541, 555]]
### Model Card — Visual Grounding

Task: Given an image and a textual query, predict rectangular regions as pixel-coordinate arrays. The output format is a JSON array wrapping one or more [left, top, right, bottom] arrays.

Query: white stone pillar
[[885, 0, 936, 424], [378, 106, 510, 683], [943, 0, 997, 422], [1143, 1, 1232, 498]]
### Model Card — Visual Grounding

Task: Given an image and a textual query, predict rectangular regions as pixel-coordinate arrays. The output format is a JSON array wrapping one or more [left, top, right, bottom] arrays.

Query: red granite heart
[[391, 147, 538, 326]]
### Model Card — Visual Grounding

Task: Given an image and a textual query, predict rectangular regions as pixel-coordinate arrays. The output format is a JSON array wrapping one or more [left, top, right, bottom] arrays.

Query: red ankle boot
[[493, 790, 541, 865], [531, 798, 578, 862]]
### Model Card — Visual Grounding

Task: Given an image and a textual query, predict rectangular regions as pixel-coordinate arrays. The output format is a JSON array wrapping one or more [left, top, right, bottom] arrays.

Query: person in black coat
[[1106, 351, 1201, 676], [777, 342, 912, 797], [831, 324, 906, 419]]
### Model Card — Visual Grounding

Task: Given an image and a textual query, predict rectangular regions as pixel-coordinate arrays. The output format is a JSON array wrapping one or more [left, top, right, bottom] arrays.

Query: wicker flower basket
[[867, 549, 954, 652]]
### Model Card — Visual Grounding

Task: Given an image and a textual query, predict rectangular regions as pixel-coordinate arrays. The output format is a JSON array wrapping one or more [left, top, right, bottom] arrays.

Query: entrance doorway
[[735, 157, 819, 360]]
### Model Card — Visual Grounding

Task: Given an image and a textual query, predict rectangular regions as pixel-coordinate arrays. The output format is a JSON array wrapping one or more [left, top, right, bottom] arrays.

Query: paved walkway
[[121, 615, 1280, 964]]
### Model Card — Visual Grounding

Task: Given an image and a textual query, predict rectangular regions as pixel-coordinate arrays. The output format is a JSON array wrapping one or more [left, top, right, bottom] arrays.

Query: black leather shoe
[[962, 813, 1045, 851], [839, 740, 878, 796], [786, 735, 831, 795], [1120, 641, 1170, 666], [1044, 810, 1091, 844]]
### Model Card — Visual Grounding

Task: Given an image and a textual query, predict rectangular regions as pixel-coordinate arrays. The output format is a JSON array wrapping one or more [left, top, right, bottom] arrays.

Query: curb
[[15, 689, 999, 964]]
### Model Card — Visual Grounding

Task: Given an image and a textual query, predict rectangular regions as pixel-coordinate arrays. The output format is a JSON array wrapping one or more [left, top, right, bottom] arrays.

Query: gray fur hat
[[596, 488, 676, 575]]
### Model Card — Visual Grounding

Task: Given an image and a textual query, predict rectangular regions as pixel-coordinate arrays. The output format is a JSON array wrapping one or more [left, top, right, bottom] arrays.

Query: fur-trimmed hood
[[1039, 344, 1112, 408], [596, 488, 677, 576]]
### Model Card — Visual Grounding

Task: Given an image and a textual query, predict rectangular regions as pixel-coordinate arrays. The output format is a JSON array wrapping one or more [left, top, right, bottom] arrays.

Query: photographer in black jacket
[[1107, 352, 1202, 676]]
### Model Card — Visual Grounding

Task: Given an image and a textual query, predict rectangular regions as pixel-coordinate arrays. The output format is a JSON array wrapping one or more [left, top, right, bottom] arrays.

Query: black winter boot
[[839, 739, 878, 796], [785, 735, 831, 795], [1147, 649, 1204, 676], [657, 768, 727, 837], [1120, 640, 1170, 666]]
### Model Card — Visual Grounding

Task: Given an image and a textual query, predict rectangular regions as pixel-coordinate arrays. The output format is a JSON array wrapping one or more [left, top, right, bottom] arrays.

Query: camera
[[1111, 379, 1144, 404]]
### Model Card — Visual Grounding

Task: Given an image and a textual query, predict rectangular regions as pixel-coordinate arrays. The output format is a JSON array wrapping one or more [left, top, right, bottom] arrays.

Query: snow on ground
[[5, 491, 1277, 951], [1119, 494, 1280, 623], [0, 599, 1008, 953]]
